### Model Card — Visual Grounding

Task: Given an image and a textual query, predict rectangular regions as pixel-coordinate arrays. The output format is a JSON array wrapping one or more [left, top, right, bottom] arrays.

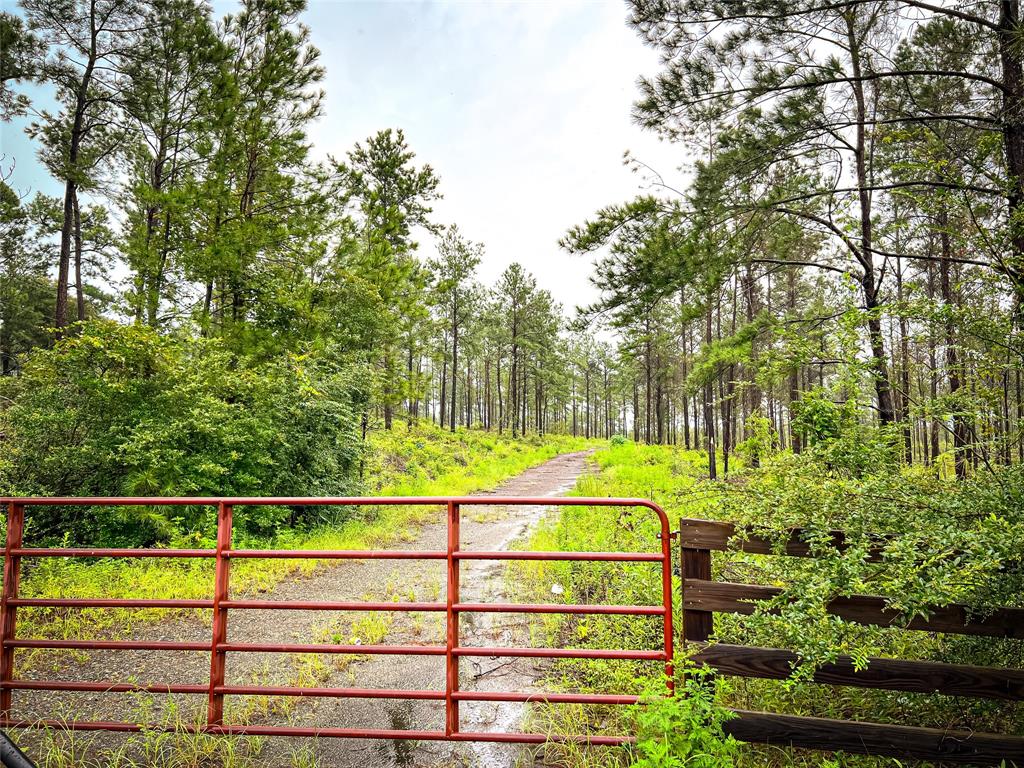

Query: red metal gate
[[0, 496, 674, 746]]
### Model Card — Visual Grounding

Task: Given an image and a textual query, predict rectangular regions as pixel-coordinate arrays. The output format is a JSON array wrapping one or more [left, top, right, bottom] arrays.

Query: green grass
[[12, 423, 591, 766], [514, 441, 1021, 768], [13, 423, 592, 667]]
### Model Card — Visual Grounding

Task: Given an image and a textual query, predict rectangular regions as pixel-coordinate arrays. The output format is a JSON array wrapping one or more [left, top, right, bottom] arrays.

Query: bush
[[719, 453, 1024, 675], [523, 440, 1024, 755], [630, 663, 739, 768], [0, 320, 369, 545]]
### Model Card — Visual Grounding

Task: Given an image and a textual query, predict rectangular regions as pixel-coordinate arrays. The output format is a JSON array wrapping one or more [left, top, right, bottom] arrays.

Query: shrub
[[630, 663, 739, 768], [0, 320, 369, 545]]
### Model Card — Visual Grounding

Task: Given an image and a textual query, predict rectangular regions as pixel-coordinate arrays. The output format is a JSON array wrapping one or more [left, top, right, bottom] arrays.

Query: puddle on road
[[459, 473, 581, 768]]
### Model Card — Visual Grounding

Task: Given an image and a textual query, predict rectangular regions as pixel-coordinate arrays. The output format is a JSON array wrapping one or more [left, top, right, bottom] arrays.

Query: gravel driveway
[[14, 450, 595, 767]]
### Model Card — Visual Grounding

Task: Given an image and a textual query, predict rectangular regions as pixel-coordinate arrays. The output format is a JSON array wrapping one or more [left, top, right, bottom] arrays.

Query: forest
[[1, 0, 1024, 766], [4, 0, 1024, 495]]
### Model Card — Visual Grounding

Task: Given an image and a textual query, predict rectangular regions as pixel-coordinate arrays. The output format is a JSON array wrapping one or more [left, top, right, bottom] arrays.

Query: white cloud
[[303, 0, 686, 314], [5, 0, 689, 317]]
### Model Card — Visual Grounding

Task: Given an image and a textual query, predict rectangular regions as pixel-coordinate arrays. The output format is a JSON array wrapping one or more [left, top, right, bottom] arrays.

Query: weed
[[629, 664, 739, 768], [349, 611, 393, 645], [287, 743, 321, 768], [13, 425, 590, 670]]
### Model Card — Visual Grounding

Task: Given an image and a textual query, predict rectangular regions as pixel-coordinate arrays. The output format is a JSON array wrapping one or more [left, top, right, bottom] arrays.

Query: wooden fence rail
[[678, 518, 1024, 765]]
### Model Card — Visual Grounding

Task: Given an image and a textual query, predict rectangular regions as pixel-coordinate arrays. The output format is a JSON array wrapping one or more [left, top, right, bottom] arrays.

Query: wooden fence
[[678, 518, 1024, 765]]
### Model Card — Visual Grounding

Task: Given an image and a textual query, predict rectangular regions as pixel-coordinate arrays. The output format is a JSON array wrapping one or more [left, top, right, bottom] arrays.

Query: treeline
[[560, 0, 1024, 479], [0, 0, 616, 463], [4, 0, 1024, 492]]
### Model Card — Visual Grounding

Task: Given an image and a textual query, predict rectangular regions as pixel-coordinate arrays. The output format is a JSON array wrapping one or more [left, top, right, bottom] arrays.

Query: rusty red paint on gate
[[0, 496, 674, 746]]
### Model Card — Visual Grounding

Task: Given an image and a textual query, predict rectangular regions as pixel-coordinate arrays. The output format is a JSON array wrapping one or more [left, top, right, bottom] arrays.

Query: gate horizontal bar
[[0, 495, 660, 509], [227, 550, 447, 560], [9, 598, 212, 609], [4, 639, 208, 651], [452, 731, 632, 745], [453, 691, 640, 705], [0, 720, 634, 745], [3, 681, 206, 695], [218, 642, 445, 655], [220, 600, 445, 612], [453, 647, 664, 660], [11, 548, 214, 558], [454, 602, 664, 615], [217, 685, 445, 700], [454, 551, 661, 562], [11, 548, 661, 563]]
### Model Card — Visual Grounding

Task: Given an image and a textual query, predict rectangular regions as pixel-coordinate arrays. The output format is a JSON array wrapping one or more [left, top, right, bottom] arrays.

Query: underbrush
[[515, 440, 1024, 767], [9, 423, 589, 665]]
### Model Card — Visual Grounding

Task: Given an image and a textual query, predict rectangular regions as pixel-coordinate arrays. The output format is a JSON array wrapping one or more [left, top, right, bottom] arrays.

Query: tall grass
[[514, 442, 1011, 768], [12, 424, 591, 655]]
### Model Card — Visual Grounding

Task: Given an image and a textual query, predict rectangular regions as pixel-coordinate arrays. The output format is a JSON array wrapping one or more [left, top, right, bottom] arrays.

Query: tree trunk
[[497, 354, 503, 435], [450, 309, 458, 433], [742, 265, 761, 465], [788, 267, 803, 454], [846, 13, 896, 424], [1017, 367, 1023, 463], [896, 255, 913, 463], [999, 0, 1024, 315], [440, 350, 448, 430], [681, 319, 691, 450], [572, 377, 577, 438], [484, 358, 491, 431], [56, 45, 96, 334], [939, 211, 968, 478], [73, 191, 85, 322], [407, 342, 416, 427], [56, 179, 75, 332], [704, 305, 717, 480], [633, 381, 640, 442]]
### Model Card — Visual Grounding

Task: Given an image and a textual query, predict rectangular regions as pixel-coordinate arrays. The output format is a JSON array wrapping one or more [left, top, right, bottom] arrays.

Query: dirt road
[[17, 450, 594, 767]]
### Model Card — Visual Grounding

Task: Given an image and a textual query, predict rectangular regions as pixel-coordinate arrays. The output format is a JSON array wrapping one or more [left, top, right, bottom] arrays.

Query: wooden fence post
[[680, 539, 713, 644]]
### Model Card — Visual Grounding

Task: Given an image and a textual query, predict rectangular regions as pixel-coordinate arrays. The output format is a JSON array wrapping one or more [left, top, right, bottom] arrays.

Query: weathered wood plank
[[677, 518, 880, 559], [723, 709, 1024, 764], [681, 546, 713, 642], [676, 519, 1020, 572], [695, 643, 1024, 700], [684, 579, 1024, 638]]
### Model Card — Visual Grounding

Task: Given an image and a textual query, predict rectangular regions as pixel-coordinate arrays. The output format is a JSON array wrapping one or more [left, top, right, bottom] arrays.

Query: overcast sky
[[0, 0, 687, 314]]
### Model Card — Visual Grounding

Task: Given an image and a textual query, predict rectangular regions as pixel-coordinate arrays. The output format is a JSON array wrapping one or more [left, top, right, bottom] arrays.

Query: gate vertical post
[[207, 502, 233, 726], [445, 500, 460, 737], [0, 503, 25, 720], [660, 525, 675, 693]]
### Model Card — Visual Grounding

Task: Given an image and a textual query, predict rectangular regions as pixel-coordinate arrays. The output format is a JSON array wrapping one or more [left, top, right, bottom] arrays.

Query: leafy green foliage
[[686, 314, 769, 392], [0, 12, 38, 118], [5, 421, 587, 672], [0, 320, 367, 544], [630, 665, 739, 768], [0, 183, 51, 374], [719, 453, 1024, 675], [525, 442, 1024, 765]]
